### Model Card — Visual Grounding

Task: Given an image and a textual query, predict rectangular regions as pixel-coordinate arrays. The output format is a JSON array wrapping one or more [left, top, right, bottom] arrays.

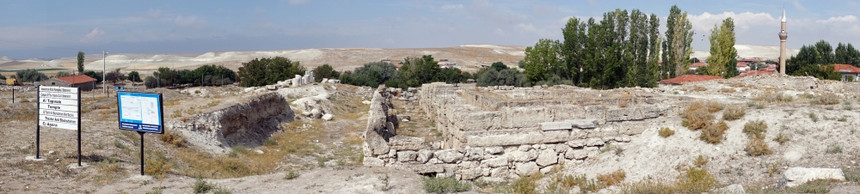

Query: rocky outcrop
[[781, 167, 845, 187], [169, 92, 294, 153], [363, 86, 398, 157]]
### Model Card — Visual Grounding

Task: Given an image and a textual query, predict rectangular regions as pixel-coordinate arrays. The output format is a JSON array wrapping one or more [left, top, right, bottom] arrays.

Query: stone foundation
[[362, 83, 671, 181]]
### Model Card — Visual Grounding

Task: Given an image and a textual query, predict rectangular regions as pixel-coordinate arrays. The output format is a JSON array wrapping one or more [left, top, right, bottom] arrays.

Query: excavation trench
[[168, 92, 295, 154]]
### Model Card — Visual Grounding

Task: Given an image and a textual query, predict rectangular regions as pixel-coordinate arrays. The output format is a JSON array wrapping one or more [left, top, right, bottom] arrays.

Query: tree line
[[145, 65, 237, 88], [787, 40, 860, 80]]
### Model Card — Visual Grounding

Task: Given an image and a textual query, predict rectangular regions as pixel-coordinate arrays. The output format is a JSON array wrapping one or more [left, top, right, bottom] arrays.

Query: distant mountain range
[[0, 44, 797, 74]]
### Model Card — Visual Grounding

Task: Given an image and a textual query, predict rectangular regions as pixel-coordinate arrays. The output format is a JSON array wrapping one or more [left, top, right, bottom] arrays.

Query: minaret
[[779, 9, 788, 74]]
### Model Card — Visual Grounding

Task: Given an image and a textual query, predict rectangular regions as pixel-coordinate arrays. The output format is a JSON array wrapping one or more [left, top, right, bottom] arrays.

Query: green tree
[[312, 64, 341, 82], [104, 68, 125, 84], [561, 17, 587, 83], [77, 51, 85, 73], [662, 5, 694, 79], [15, 69, 48, 82], [707, 18, 739, 78], [237, 57, 304, 87], [193, 65, 237, 86], [0, 74, 5, 80], [127, 71, 143, 82], [523, 39, 560, 83], [340, 62, 397, 87], [834, 43, 860, 66], [392, 55, 441, 88], [82, 70, 103, 83]]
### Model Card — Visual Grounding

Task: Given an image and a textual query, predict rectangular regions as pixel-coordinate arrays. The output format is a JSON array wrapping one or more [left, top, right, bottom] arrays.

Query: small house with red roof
[[45, 75, 97, 91], [834, 64, 860, 81]]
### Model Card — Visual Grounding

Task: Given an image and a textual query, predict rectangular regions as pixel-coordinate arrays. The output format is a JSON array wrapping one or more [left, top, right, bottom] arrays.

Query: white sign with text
[[38, 86, 79, 130]]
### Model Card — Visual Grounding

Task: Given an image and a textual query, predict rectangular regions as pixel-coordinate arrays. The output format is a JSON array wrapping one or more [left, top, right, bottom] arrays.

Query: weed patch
[[815, 93, 840, 105], [742, 120, 768, 139], [745, 138, 773, 156], [773, 132, 790, 144], [681, 101, 719, 130], [826, 144, 843, 154], [658, 127, 675, 138], [722, 105, 746, 120], [423, 176, 472, 193], [700, 120, 728, 144]]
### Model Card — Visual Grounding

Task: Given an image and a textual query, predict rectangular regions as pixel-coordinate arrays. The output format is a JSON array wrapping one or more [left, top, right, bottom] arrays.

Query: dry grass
[[681, 101, 720, 130], [693, 155, 708, 167], [773, 132, 791, 144], [742, 120, 768, 139], [815, 93, 841, 105], [718, 87, 736, 93], [158, 131, 186, 147], [597, 169, 626, 187], [623, 167, 717, 193], [745, 138, 773, 156], [754, 90, 794, 103], [700, 120, 728, 144], [658, 127, 675, 138], [722, 105, 746, 121]]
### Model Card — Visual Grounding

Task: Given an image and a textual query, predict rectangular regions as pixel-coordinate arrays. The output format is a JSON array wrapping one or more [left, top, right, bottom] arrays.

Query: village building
[[834, 64, 860, 82], [44, 75, 97, 91]]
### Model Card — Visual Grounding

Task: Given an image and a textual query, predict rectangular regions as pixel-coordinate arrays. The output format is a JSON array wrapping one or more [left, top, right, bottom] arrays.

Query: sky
[[2, 0, 859, 59]]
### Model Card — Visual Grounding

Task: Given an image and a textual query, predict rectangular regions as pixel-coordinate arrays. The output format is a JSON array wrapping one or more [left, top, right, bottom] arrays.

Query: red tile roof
[[56, 75, 97, 85], [659, 74, 724, 85], [734, 70, 776, 78], [834, 64, 860, 74], [736, 62, 748, 67]]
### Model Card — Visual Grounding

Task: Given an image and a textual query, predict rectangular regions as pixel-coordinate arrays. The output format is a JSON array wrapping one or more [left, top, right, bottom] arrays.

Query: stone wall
[[363, 83, 671, 181], [168, 92, 294, 153]]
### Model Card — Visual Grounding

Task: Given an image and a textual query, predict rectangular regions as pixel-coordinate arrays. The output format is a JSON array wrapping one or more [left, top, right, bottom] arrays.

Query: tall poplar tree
[[77, 51, 85, 73], [662, 5, 694, 78], [707, 18, 739, 78]]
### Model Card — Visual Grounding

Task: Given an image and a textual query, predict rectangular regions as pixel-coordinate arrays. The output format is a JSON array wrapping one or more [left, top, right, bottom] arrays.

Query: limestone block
[[485, 146, 504, 155], [585, 147, 599, 158], [541, 130, 571, 144], [568, 149, 588, 160], [554, 144, 568, 154], [515, 162, 539, 176], [536, 149, 558, 167], [540, 165, 557, 174], [586, 138, 605, 146], [322, 113, 334, 121], [363, 130, 390, 156], [518, 145, 531, 151], [466, 130, 543, 147], [435, 150, 464, 163], [397, 151, 418, 162], [614, 136, 631, 142], [568, 119, 598, 129], [483, 156, 509, 168], [417, 149, 434, 163], [566, 139, 587, 148], [465, 148, 485, 161], [363, 157, 385, 167], [540, 121, 572, 131], [389, 136, 426, 151], [489, 167, 511, 178], [783, 167, 845, 187], [716, 184, 745, 194], [506, 150, 531, 162], [458, 168, 483, 180], [406, 164, 444, 174]]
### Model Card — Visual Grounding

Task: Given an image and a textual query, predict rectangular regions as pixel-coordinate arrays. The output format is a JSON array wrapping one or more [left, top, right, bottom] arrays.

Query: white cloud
[[688, 11, 777, 33], [816, 15, 857, 24], [80, 28, 105, 43], [174, 15, 208, 28], [441, 4, 464, 10]]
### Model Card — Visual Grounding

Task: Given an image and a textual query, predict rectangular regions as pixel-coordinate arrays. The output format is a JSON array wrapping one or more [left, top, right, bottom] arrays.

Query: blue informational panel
[[117, 92, 164, 134]]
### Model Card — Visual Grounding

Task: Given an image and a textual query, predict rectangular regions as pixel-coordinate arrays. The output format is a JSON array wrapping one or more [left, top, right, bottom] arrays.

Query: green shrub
[[193, 179, 214, 194], [826, 144, 843, 154], [658, 127, 675, 138], [284, 170, 300, 180], [700, 121, 728, 144], [745, 138, 773, 156], [844, 168, 860, 182], [423, 176, 471, 193], [742, 120, 768, 139], [145, 151, 173, 179], [809, 112, 819, 122], [722, 104, 746, 120]]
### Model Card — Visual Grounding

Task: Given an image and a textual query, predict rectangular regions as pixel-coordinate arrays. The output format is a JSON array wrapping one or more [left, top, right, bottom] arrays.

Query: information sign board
[[37, 86, 79, 130], [117, 92, 164, 134]]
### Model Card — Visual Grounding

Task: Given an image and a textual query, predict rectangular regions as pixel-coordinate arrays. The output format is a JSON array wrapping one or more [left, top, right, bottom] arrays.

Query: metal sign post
[[117, 92, 164, 175]]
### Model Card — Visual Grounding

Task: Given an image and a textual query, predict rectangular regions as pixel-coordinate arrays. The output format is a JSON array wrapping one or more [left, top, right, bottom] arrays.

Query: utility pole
[[102, 50, 106, 94]]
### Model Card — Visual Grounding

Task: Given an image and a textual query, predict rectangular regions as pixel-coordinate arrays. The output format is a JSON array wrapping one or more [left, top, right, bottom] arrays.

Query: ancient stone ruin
[[169, 92, 295, 153], [363, 83, 673, 181]]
